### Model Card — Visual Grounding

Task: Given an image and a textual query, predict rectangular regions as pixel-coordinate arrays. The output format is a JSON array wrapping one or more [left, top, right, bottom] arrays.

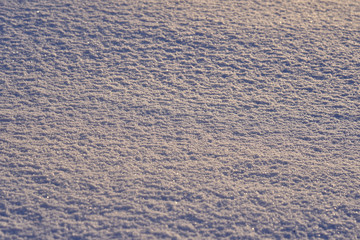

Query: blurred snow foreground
[[0, 0, 359, 239]]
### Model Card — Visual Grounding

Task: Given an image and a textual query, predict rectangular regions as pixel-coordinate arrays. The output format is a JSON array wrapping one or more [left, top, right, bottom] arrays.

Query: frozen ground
[[0, 0, 359, 239]]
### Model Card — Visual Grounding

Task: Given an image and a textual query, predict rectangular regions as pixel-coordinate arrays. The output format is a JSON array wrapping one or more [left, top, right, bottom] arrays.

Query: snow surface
[[1, 0, 360, 239]]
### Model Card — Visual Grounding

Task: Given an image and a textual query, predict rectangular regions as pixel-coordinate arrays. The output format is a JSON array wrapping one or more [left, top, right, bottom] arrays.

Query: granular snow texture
[[1, 0, 360, 239]]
